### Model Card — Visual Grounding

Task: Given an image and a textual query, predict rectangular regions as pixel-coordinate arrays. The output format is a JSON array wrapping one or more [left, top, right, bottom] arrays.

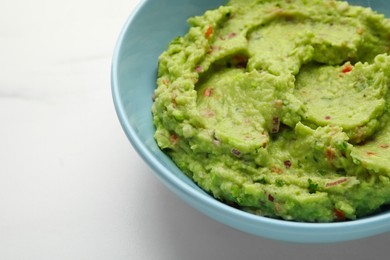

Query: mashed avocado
[[152, 0, 390, 222]]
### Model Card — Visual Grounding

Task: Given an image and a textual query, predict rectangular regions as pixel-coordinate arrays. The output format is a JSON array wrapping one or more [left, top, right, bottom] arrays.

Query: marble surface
[[1, 0, 389, 259]]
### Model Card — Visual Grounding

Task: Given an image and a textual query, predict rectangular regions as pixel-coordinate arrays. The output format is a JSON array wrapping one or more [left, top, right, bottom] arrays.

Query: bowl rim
[[111, 0, 390, 243]]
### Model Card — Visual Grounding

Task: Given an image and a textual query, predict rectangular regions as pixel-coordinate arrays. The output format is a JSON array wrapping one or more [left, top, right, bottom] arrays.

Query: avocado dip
[[152, 0, 390, 222]]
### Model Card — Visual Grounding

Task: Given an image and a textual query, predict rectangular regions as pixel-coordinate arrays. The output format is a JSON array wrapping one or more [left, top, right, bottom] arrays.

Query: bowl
[[111, 0, 390, 243]]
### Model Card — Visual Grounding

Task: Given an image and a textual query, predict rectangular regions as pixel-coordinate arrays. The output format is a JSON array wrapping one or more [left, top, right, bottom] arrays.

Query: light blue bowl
[[112, 0, 390, 243]]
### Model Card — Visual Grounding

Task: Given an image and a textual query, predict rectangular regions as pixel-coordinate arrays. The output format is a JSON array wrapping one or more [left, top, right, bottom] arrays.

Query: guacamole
[[152, 0, 390, 222]]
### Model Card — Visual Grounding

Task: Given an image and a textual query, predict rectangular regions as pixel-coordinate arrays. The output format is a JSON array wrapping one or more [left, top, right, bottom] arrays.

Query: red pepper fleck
[[203, 109, 215, 118], [162, 79, 170, 85], [233, 55, 248, 68], [380, 144, 389, 149], [271, 116, 280, 133], [205, 25, 213, 39], [268, 194, 275, 202], [326, 146, 336, 162], [203, 88, 213, 97], [170, 133, 180, 145], [326, 178, 348, 188], [334, 209, 346, 221], [366, 151, 376, 156], [342, 64, 353, 73], [284, 160, 292, 168], [227, 32, 237, 39], [325, 115, 331, 120], [271, 166, 284, 174], [195, 65, 203, 73]]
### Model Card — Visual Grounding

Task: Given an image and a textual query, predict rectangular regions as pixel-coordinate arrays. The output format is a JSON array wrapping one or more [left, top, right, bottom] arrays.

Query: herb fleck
[[308, 178, 318, 194], [336, 141, 348, 152], [275, 179, 285, 187]]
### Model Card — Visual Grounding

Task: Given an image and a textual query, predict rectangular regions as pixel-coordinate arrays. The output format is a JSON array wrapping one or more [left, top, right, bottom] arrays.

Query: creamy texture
[[152, 0, 390, 222]]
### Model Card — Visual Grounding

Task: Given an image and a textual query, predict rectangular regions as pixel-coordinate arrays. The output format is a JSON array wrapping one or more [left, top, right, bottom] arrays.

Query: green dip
[[152, 0, 390, 222]]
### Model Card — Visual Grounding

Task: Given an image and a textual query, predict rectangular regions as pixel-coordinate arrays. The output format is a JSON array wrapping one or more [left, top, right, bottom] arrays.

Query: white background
[[1, 0, 389, 259]]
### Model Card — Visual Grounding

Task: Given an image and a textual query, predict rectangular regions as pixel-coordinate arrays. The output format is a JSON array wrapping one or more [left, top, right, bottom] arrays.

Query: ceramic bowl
[[111, 0, 390, 243]]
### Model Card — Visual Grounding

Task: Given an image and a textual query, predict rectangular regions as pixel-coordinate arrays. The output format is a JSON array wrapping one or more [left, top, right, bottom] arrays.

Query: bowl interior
[[112, 0, 390, 243]]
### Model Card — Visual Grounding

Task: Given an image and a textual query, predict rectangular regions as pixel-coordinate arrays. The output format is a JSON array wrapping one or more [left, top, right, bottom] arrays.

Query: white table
[[1, 0, 389, 259]]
